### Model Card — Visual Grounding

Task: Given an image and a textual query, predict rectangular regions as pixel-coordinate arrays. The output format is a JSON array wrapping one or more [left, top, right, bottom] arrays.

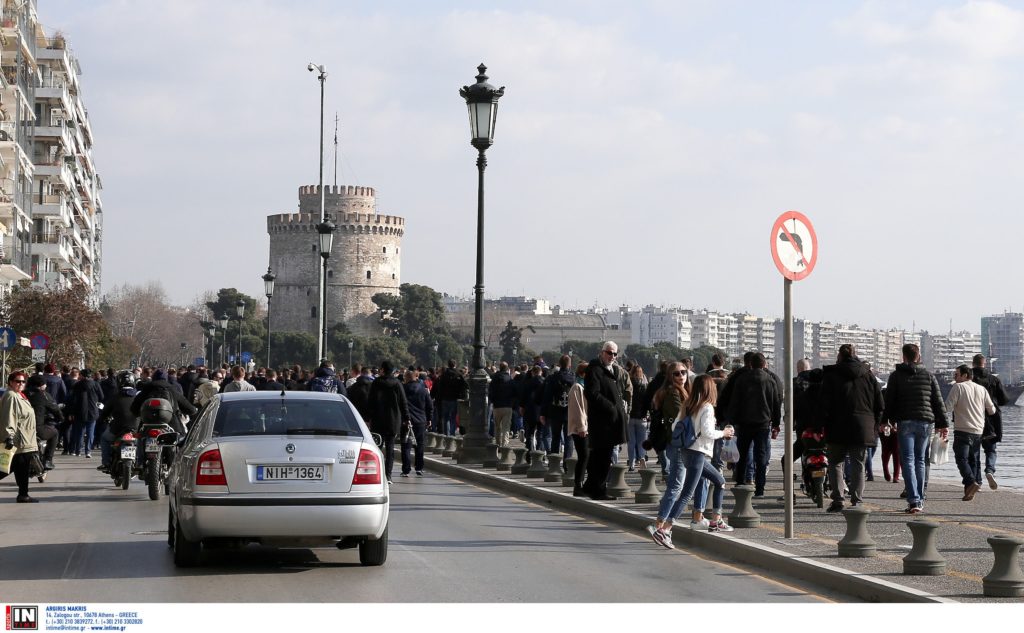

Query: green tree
[[498, 320, 522, 364], [269, 331, 317, 368], [2, 281, 109, 369], [370, 283, 458, 367], [206, 288, 266, 365]]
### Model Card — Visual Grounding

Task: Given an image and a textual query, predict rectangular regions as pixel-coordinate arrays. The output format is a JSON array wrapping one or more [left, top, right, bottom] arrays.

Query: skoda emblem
[[285, 443, 296, 454]]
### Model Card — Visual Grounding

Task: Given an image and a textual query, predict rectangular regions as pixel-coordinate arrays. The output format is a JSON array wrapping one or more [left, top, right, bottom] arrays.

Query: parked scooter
[[800, 428, 829, 508]]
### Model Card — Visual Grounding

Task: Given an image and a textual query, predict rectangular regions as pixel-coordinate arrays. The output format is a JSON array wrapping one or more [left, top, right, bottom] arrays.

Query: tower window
[[327, 270, 333, 278], [392, 273, 395, 279], [366, 270, 372, 280], [311, 307, 317, 318], [311, 244, 316, 252], [383, 246, 387, 253]]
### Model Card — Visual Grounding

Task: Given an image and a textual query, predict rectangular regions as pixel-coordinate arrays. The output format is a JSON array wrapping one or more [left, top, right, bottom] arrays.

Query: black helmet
[[116, 370, 136, 390]]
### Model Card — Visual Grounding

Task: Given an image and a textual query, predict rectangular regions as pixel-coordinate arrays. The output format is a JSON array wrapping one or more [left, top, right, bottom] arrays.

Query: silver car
[[167, 391, 389, 567]]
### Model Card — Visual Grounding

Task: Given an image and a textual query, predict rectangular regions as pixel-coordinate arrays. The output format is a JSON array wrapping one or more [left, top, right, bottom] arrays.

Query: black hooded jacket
[[883, 363, 947, 428], [972, 367, 1008, 442], [723, 368, 782, 430], [819, 358, 883, 446]]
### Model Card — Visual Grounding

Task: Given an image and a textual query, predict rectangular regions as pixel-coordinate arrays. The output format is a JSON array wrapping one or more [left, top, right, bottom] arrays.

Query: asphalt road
[[0, 456, 829, 603]]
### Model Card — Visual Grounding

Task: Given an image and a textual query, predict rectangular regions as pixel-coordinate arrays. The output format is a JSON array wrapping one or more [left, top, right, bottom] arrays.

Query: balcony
[[33, 194, 72, 227], [35, 77, 71, 108]]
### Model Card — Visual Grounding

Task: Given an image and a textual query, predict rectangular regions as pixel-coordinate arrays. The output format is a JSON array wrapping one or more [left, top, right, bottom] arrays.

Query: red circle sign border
[[770, 210, 818, 281], [29, 331, 50, 350]]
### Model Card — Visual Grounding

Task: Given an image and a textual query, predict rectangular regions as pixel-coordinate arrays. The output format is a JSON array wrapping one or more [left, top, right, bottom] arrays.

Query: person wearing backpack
[[626, 362, 649, 472], [541, 355, 576, 459], [647, 375, 734, 548], [308, 361, 347, 396]]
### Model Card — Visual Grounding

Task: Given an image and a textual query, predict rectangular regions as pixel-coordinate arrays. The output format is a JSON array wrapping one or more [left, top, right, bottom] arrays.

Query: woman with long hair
[[650, 362, 690, 477], [647, 374, 734, 549], [626, 363, 649, 471]]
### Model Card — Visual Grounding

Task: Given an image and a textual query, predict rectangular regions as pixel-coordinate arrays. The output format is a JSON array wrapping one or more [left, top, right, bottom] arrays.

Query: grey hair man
[[581, 341, 628, 500]]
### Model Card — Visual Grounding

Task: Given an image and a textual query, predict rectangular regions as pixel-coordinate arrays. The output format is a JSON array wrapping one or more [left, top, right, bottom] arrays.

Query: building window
[[383, 246, 387, 253], [392, 273, 395, 279], [312, 244, 317, 252], [366, 270, 372, 280], [327, 270, 333, 278], [311, 307, 317, 318]]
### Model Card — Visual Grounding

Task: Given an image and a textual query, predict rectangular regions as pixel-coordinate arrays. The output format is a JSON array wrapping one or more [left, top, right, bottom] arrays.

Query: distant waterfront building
[[774, 318, 815, 369], [981, 312, 1024, 382], [267, 185, 403, 336], [920, 331, 981, 377]]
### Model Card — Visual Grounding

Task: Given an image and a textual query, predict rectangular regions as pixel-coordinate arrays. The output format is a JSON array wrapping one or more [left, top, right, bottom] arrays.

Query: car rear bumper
[[177, 495, 389, 541]]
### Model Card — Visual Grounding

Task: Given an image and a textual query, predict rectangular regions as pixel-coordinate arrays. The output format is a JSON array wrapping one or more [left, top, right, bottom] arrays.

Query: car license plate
[[257, 465, 324, 481], [145, 438, 159, 453], [120, 446, 136, 460]]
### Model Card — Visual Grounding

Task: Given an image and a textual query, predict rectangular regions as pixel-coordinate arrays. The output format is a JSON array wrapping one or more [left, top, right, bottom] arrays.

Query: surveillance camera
[[307, 63, 315, 72]]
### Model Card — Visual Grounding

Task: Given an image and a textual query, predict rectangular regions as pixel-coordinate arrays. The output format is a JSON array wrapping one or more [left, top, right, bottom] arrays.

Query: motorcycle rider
[[98, 372, 141, 473], [130, 368, 198, 434], [26, 375, 62, 472]]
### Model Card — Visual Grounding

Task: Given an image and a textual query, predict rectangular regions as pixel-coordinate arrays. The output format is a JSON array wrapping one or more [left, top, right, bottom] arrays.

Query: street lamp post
[[263, 267, 276, 369], [236, 300, 245, 367], [348, 340, 354, 369], [207, 325, 216, 369], [180, 342, 187, 368], [308, 62, 328, 366], [459, 63, 505, 463], [317, 217, 336, 362], [218, 314, 229, 367], [432, 341, 439, 369]]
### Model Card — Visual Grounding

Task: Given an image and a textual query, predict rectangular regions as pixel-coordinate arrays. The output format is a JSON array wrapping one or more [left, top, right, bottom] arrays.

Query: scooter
[[800, 428, 829, 508], [137, 396, 180, 500], [109, 432, 138, 490]]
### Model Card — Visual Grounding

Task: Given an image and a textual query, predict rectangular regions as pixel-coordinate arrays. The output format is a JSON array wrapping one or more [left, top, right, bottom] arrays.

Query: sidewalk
[[416, 437, 1024, 603]]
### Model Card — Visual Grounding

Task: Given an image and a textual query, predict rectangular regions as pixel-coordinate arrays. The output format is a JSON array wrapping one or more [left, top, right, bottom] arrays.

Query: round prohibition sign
[[770, 211, 817, 281]]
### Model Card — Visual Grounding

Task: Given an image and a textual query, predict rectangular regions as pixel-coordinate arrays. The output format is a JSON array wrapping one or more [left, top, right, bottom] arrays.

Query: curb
[[420, 454, 955, 603]]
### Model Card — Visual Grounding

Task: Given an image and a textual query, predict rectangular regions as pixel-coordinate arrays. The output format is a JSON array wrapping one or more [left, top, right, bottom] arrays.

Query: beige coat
[[567, 382, 588, 436], [1, 390, 38, 452]]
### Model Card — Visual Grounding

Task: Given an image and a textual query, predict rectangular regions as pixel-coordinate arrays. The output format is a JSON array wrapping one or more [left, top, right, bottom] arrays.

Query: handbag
[[929, 433, 949, 465], [25, 451, 45, 477], [0, 443, 14, 475]]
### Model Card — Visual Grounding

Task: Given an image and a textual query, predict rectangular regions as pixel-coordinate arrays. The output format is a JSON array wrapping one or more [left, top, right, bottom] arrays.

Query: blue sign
[[229, 355, 236, 363], [194, 357, 206, 367], [241, 352, 252, 363], [0, 327, 16, 352]]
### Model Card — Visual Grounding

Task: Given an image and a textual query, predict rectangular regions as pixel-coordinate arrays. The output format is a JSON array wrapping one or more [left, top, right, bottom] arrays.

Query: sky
[[41, 0, 1024, 334]]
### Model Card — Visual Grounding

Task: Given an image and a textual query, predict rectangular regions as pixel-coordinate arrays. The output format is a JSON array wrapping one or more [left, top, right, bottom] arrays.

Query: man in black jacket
[[401, 370, 432, 477], [436, 360, 468, 436], [368, 360, 409, 483], [98, 372, 140, 472], [582, 341, 627, 501], [884, 343, 948, 514], [27, 375, 62, 471], [541, 355, 576, 458], [66, 369, 104, 458], [488, 362, 518, 448], [971, 354, 1008, 490], [130, 369, 199, 435], [723, 352, 782, 498], [819, 345, 883, 512]]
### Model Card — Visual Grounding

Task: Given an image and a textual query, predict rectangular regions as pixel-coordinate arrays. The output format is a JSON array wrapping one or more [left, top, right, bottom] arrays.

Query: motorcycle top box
[[140, 398, 174, 425]]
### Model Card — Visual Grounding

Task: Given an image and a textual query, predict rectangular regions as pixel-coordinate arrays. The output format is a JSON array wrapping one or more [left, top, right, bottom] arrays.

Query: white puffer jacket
[[676, 402, 724, 457]]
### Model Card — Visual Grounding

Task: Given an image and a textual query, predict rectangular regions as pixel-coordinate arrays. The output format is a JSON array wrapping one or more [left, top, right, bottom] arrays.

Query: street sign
[[770, 211, 818, 281], [29, 331, 51, 350], [0, 327, 16, 352], [229, 355, 236, 363], [194, 357, 205, 367], [32, 348, 46, 363], [241, 351, 252, 364]]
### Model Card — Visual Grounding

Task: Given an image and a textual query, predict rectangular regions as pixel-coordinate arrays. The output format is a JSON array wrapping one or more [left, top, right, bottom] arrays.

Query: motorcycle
[[800, 428, 829, 508], [109, 431, 138, 490], [138, 398, 180, 501]]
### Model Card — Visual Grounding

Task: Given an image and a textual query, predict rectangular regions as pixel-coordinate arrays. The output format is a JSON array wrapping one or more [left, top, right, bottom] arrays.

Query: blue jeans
[[100, 428, 116, 467], [511, 410, 523, 434], [953, 431, 982, 487], [72, 419, 96, 455], [656, 447, 706, 522], [898, 420, 932, 506], [735, 428, 770, 494], [982, 439, 997, 474], [536, 421, 552, 453], [441, 400, 459, 436], [627, 419, 648, 466], [691, 456, 727, 515]]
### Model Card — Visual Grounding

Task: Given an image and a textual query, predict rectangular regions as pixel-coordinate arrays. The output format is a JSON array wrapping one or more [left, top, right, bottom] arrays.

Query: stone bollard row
[[634, 470, 660, 504], [984, 535, 1024, 598], [837, 506, 876, 558], [903, 520, 945, 575], [561, 457, 577, 488], [453, 437, 465, 462], [497, 446, 515, 472], [510, 448, 529, 475], [482, 442, 499, 469], [544, 454, 563, 482], [729, 485, 760, 528], [606, 463, 633, 499], [526, 451, 547, 479], [441, 435, 456, 458]]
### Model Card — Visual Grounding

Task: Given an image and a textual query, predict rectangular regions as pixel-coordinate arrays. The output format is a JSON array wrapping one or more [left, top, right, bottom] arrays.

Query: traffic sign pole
[[784, 277, 794, 539]]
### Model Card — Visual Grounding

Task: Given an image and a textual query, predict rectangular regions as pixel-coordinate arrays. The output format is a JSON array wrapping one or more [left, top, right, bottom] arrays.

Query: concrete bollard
[[562, 457, 577, 487], [606, 463, 634, 499], [837, 506, 877, 558], [432, 433, 447, 454], [634, 469, 661, 504], [510, 448, 530, 475], [729, 485, 761, 528], [983, 535, 1024, 598], [544, 454, 563, 482], [526, 451, 548, 478], [454, 437, 466, 463], [903, 520, 946, 575], [441, 435, 456, 458], [482, 442, 499, 469], [497, 446, 516, 472]]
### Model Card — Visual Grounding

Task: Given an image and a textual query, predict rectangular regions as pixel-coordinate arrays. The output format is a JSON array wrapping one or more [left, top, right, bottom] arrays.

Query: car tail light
[[352, 449, 381, 485], [121, 432, 135, 441], [196, 449, 227, 486], [147, 428, 163, 438]]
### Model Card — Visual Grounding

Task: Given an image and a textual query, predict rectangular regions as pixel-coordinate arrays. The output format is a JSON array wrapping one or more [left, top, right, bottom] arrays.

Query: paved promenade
[[418, 437, 1024, 603]]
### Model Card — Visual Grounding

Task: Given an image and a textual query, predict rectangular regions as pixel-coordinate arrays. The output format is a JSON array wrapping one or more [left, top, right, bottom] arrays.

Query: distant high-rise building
[[980, 313, 1024, 382], [921, 331, 981, 377]]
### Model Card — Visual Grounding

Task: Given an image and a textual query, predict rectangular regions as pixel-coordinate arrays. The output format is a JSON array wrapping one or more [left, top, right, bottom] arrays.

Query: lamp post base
[[461, 368, 491, 464]]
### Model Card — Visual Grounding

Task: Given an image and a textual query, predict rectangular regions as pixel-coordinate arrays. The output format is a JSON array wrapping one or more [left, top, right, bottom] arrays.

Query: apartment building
[[920, 331, 981, 377], [0, 0, 102, 300], [980, 313, 1024, 382]]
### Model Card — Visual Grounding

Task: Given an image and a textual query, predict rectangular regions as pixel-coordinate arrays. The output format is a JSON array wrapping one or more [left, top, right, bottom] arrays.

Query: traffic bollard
[[441, 435, 456, 458], [634, 469, 660, 504], [482, 441, 499, 469], [983, 535, 1024, 598], [903, 520, 946, 575], [606, 463, 634, 499], [497, 446, 515, 472], [454, 436, 466, 463], [837, 506, 877, 558], [510, 448, 530, 475], [544, 454, 563, 482], [729, 485, 761, 528], [526, 451, 547, 478], [562, 457, 577, 487]]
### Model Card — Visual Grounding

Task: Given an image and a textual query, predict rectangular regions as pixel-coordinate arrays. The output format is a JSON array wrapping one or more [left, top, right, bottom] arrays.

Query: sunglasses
[[603, 350, 618, 356], [671, 371, 685, 377], [11, 379, 26, 384]]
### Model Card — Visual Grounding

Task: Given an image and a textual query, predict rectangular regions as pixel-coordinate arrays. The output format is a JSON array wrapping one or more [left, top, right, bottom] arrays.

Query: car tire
[[173, 514, 202, 567], [358, 525, 388, 566], [167, 506, 175, 549]]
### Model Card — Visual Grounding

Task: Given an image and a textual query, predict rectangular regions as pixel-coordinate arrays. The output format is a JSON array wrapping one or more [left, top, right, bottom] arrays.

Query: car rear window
[[213, 399, 363, 437]]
